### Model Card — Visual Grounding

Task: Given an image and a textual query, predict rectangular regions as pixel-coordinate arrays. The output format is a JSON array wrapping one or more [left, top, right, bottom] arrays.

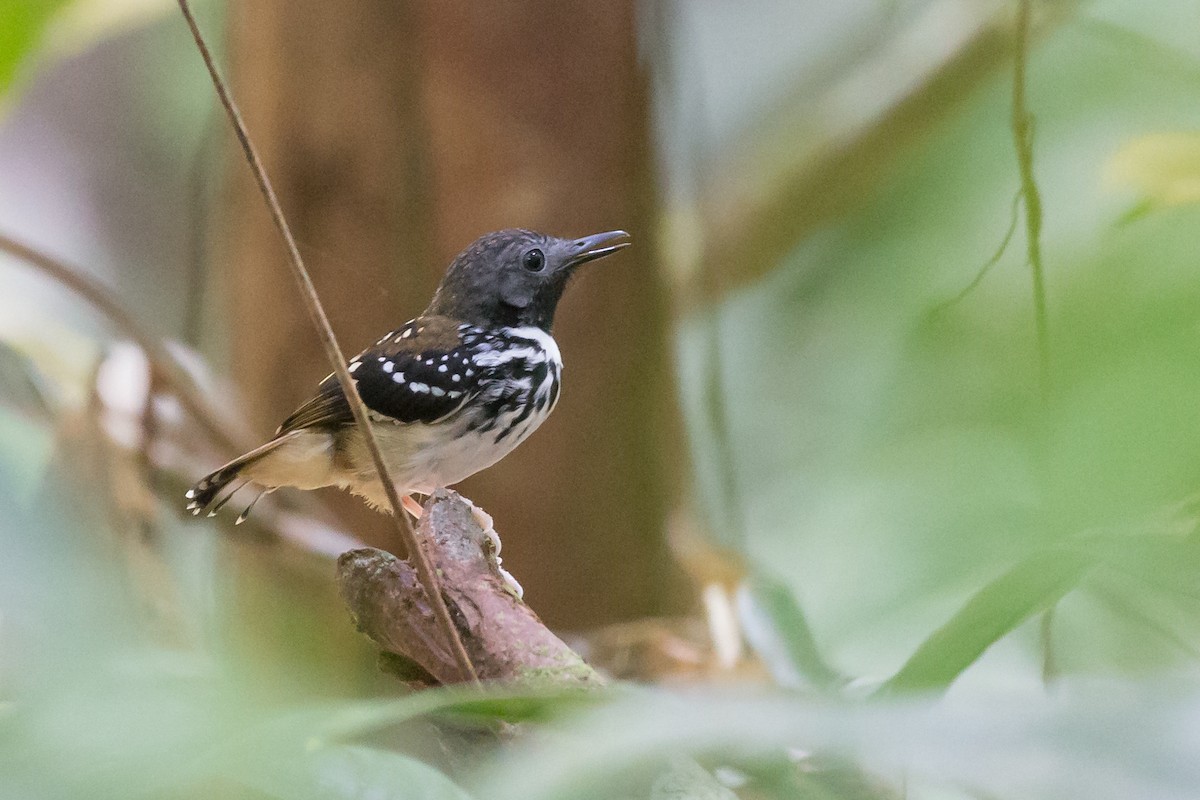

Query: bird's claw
[[495, 564, 524, 600], [468, 503, 494, 538], [463, 498, 523, 600]]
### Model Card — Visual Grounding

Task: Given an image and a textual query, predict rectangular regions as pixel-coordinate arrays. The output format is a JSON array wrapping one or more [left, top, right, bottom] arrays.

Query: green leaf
[[204, 696, 493, 800], [1105, 132, 1200, 211], [473, 684, 1200, 800], [879, 547, 1095, 694], [309, 685, 606, 744], [0, 0, 71, 99], [1091, 535, 1200, 604], [431, 688, 604, 724], [0, 341, 55, 502], [739, 574, 845, 691], [232, 744, 475, 800], [0, 407, 54, 503], [650, 757, 738, 800], [0, 339, 52, 416]]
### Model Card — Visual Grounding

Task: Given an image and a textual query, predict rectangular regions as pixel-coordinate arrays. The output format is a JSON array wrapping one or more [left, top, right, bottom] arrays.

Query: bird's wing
[[276, 316, 486, 433]]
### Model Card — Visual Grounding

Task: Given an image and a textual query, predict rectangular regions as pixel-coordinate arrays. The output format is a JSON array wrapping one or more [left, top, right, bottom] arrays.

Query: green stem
[[1013, 0, 1050, 400]]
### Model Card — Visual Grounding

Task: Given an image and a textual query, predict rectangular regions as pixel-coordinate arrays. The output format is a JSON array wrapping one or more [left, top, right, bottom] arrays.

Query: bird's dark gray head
[[426, 229, 630, 330]]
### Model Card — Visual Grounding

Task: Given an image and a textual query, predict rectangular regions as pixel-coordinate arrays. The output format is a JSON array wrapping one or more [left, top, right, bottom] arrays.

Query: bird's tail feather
[[185, 436, 290, 517]]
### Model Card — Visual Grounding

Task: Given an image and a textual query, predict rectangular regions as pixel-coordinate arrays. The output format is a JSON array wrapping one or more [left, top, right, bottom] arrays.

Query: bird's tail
[[185, 436, 289, 519]]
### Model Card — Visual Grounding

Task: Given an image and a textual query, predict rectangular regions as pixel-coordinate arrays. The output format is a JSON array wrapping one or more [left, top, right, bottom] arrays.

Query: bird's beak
[[565, 230, 632, 268]]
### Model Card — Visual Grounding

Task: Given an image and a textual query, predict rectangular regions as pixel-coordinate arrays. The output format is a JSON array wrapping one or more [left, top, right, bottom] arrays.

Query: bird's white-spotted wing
[[277, 316, 485, 432]]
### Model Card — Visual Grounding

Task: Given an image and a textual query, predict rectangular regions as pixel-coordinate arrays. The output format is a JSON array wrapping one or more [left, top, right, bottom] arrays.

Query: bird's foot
[[461, 497, 523, 600]]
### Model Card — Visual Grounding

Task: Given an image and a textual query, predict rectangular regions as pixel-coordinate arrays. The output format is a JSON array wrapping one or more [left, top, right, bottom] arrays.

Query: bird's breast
[[460, 325, 562, 444], [383, 325, 563, 492]]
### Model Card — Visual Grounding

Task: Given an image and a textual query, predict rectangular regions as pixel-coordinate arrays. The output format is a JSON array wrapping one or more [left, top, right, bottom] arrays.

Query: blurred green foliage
[[681, 0, 1200, 690], [0, 0, 69, 98], [3, 1, 1200, 798]]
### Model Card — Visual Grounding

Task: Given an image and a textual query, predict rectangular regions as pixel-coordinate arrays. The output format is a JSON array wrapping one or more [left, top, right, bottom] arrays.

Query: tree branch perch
[[338, 490, 602, 686]]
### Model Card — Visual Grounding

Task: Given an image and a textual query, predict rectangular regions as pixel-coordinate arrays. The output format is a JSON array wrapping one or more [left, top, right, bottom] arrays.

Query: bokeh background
[[4, 1, 1200, 798]]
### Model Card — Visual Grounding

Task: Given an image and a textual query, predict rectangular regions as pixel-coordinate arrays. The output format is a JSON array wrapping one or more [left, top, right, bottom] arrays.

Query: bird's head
[[427, 229, 631, 330]]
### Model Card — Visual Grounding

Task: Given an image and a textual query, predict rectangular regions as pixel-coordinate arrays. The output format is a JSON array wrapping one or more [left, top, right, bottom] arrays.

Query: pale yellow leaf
[[1106, 131, 1200, 207]]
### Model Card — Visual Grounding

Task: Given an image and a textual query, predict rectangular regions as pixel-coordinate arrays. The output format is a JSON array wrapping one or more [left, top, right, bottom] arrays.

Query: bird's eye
[[522, 248, 545, 272]]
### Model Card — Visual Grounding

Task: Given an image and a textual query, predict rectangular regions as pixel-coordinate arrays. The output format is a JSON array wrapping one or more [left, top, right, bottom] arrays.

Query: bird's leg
[[459, 496, 523, 600], [400, 494, 424, 518]]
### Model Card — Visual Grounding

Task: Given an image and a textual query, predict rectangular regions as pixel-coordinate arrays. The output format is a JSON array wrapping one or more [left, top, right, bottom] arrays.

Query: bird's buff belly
[[336, 410, 548, 502]]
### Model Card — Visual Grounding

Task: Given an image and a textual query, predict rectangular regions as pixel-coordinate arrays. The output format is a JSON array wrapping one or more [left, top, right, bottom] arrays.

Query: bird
[[186, 228, 631, 524]]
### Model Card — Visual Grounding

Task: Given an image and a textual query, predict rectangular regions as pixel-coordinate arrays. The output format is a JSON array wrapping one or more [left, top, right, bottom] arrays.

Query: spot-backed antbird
[[186, 229, 630, 524]]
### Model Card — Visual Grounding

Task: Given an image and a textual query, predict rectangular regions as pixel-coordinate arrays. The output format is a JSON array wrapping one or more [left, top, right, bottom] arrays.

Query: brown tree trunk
[[219, 0, 435, 550], [218, 1, 674, 629]]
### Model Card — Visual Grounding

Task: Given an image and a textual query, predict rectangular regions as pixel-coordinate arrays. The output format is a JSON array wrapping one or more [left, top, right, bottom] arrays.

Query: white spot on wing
[[392, 372, 406, 383], [409, 382, 430, 393]]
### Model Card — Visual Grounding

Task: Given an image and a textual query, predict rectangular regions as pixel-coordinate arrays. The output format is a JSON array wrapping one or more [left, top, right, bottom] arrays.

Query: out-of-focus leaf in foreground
[[738, 573, 845, 692], [0, 0, 72, 99], [302, 684, 606, 745], [881, 547, 1093, 694], [0, 0, 181, 105], [226, 744, 475, 800], [0, 341, 54, 501], [1106, 132, 1200, 212], [471, 684, 1200, 800], [674, 2, 1200, 688], [39, 0, 174, 59], [0, 413, 479, 800]]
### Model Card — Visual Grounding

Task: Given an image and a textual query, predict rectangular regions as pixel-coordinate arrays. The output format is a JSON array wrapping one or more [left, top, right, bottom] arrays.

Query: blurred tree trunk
[[218, 0, 434, 568], [218, 1, 674, 629]]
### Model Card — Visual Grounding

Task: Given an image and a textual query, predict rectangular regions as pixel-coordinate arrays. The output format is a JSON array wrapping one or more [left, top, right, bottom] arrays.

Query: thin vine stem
[[1014, 0, 1057, 689], [933, 189, 1022, 314], [0, 231, 247, 456], [175, 0, 477, 683], [1013, 0, 1050, 400]]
